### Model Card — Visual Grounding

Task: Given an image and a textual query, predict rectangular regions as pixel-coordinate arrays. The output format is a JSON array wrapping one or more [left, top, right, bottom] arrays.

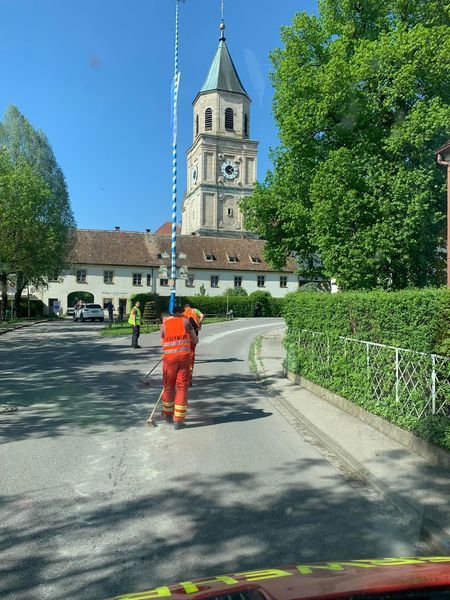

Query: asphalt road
[[0, 319, 416, 600]]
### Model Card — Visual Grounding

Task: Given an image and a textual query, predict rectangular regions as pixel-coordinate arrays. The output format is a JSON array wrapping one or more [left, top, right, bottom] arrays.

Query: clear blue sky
[[0, 0, 317, 232]]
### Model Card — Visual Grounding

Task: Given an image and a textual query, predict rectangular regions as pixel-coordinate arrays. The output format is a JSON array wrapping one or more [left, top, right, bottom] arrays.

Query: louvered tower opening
[[225, 107, 234, 130], [205, 108, 212, 130]]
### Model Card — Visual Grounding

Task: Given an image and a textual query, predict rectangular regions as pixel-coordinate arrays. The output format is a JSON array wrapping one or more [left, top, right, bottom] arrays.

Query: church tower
[[181, 17, 259, 237]]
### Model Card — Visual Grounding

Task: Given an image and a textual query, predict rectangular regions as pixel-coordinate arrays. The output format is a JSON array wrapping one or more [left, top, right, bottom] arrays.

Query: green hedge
[[283, 288, 449, 354], [283, 289, 450, 452], [17, 300, 45, 318], [130, 292, 285, 319]]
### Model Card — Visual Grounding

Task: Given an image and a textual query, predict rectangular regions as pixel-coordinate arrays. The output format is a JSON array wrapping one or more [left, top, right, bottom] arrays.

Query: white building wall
[[38, 264, 157, 314], [40, 265, 298, 313]]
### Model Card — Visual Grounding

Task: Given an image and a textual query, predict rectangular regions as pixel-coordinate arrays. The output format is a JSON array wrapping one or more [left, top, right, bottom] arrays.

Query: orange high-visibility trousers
[[162, 354, 191, 422]]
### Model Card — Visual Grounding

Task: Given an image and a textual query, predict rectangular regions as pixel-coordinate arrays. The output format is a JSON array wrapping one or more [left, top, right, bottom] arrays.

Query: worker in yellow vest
[[183, 303, 204, 386], [160, 306, 198, 430], [128, 301, 142, 349]]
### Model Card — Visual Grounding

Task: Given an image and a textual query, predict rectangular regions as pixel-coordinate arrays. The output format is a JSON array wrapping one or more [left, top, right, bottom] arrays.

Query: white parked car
[[74, 303, 105, 322]]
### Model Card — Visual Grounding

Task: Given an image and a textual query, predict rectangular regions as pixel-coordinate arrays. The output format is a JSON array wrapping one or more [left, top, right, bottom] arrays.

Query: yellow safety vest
[[128, 306, 141, 326]]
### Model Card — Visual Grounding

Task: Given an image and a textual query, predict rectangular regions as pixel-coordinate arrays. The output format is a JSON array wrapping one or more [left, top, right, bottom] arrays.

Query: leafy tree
[[223, 287, 248, 297], [0, 106, 75, 314], [241, 0, 450, 290]]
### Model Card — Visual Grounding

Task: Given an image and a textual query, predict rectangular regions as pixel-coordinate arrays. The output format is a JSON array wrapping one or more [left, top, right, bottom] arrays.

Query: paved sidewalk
[[256, 328, 450, 553], [0, 318, 51, 335]]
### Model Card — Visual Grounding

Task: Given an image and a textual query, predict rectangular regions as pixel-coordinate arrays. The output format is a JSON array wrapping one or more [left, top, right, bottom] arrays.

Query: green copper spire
[[199, 19, 249, 98]]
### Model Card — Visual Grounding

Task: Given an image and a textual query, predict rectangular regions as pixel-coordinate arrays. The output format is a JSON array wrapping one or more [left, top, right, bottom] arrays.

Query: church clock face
[[192, 165, 198, 183], [221, 160, 239, 180]]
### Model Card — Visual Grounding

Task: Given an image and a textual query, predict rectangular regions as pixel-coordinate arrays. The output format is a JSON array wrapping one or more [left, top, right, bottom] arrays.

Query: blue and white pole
[[169, 0, 182, 314]]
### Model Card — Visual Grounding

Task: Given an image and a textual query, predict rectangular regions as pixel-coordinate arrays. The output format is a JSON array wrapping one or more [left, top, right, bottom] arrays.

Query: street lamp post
[[435, 141, 450, 288]]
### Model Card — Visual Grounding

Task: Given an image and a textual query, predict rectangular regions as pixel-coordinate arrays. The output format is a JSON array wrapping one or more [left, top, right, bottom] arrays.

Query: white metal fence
[[294, 330, 450, 418]]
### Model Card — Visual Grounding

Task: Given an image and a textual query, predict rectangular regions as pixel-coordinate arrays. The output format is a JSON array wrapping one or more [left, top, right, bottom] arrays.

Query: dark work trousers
[[131, 325, 140, 348]]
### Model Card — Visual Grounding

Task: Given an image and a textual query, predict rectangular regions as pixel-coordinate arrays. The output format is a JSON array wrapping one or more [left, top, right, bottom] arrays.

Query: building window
[[205, 108, 212, 130], [204, 251, 216, 261], [186, 276, 195, 288], [160, 278, 169, 287], [250, 256, 262, 264], [147, 274, 152, 287], [48, 271, 59, 282], [210, 275, 219, 288], [76, 270, 87, 283], [244, 113, 249, 137], [103, 297, 113, 309], [196, 114, 199, 136], [227, 207, 234, 217], [228, 254, 238, 263], [133, 273, 142, 286], [234, 276, 242, 288], [257, 275, 265, 287], [225, 107, 234, 130], [280, 276, 288, 288], [104, 271, 114, 284]]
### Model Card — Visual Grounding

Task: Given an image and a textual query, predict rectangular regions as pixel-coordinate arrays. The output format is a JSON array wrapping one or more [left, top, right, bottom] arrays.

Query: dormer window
[[250, 256, 262, 264], [225, 108, 234, 130], [227, 254, 239, 263], [204, 251, 216, 262], [205, 108, 212, 130]]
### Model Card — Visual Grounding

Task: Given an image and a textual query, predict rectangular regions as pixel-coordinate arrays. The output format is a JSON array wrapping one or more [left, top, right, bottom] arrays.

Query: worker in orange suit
[[183, 303, 204, 386], [160, 306, 198, 430]]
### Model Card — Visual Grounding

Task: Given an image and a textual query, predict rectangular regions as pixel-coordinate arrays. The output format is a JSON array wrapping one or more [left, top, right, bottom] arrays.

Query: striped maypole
[[169, 0, 183, 314]]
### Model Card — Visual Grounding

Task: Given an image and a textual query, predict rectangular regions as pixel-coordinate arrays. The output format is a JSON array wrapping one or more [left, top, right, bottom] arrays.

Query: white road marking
[[202, 323, 284, 344]]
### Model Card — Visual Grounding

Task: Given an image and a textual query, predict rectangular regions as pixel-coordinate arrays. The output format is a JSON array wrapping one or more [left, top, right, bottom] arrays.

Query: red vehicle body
[[113, 556, 450, 600]]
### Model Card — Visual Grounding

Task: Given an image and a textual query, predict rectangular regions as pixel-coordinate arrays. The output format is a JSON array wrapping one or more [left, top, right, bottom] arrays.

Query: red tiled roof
[[69, 229, 296, 273], [155, 222, 181, 235]]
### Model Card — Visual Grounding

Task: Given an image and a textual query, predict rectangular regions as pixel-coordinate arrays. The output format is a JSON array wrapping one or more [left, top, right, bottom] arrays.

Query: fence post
[[431, 354, 436, 415], [366, 342, 370, 373], [395, 347, 399, 403]]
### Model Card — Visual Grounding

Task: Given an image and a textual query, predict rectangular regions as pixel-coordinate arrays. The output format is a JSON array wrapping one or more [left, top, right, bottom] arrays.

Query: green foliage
[[223, 287, 248, 297], [0, 106, 75, 315], [283, 288, 449, 353], [283, 288, 450, 450], [17, 299, 45, 318], [130, 293, 168, 318], [241, 1, 450, 289]]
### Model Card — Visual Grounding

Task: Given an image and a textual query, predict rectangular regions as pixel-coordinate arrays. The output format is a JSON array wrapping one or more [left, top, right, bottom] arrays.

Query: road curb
[[253, 332, 449, 554], [0, 319, 51, 335], [286, 372, 450, 470]]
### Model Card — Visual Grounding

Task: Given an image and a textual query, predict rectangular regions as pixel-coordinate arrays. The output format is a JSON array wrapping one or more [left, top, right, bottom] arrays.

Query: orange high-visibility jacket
[[162, 317, 191, 356], [184, 307, 201, 328]]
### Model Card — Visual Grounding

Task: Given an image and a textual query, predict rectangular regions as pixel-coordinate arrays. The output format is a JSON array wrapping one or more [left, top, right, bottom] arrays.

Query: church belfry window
[[205, 108, 212, 130], [225, 108, 234, 130], [196, 114, 199, 136], [244, 113, 249, 137]]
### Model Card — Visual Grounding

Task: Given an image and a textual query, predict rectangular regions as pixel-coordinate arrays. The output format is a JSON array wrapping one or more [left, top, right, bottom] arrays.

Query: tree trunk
[[0, 272, 8, 320], [13, 273, 28, 318]]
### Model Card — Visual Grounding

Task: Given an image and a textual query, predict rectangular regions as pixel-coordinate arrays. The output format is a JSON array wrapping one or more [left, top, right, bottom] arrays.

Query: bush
[[223, 287, 248, 297], [17, 300, 45, 318], [130, 293, 168, 319], [283, 288, 450, 451], [128, 292, 286, 319], [283, 288, 449, 354]]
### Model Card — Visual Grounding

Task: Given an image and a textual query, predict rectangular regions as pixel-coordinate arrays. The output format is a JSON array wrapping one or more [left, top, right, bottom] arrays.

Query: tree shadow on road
[[0, 460, 421, 600]]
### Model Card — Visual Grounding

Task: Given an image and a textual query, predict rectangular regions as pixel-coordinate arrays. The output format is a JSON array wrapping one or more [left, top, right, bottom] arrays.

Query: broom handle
[[145, 357, 163, 379], [147, 389, 164, 421]]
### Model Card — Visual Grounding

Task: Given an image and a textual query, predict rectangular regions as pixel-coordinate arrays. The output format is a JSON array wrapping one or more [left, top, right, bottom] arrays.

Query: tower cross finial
[[219, 0, 226, 40]]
